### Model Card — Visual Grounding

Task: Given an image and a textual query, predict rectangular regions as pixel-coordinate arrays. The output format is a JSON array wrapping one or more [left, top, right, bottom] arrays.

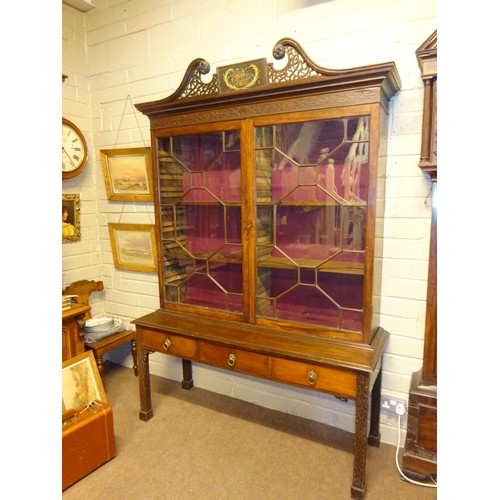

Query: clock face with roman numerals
[[62, 117, 88, 179]]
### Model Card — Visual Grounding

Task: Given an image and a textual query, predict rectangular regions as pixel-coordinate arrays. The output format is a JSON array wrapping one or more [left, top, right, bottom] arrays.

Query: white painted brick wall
[[62, 0, 437, 448]]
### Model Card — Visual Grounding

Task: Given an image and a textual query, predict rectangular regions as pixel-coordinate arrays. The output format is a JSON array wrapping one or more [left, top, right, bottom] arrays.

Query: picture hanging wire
[[113, 94, 147, 149], [116, 200, 154, 225], [113, 94, 154, 225]]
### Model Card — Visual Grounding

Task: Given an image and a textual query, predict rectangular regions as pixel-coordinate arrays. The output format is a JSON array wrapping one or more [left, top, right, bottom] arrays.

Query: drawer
[[199, 342, 270, 379], [271, 358, 356, 399], [141, 328, 198, 360]]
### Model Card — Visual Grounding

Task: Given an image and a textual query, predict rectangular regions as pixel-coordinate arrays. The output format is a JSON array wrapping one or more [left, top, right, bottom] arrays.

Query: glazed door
[[253, 112, 372, 335], [155, 123, 246, 317], [154, 110, 375, 335]]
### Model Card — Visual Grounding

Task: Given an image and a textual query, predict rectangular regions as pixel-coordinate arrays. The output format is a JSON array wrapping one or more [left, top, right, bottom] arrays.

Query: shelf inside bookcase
[[256, 255, 364, 275]]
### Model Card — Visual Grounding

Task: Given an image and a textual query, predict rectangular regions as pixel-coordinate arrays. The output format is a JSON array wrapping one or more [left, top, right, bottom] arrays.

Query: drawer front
[[199, 342, 270, 379], [271, 358, 356, 399], [141, 328, 198, 360]]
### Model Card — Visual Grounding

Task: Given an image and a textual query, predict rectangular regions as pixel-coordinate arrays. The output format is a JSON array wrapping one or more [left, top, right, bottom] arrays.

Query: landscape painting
[[108, 223, 158, 273], [62, 351, 107, 411], [100, 147, 153, 201]]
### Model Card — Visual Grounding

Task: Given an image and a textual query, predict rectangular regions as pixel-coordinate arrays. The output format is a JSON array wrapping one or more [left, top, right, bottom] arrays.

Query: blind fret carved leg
[[368, 366, 382, 447], [351, 372, 369, 499], [138, 347, 154, 421], [181, 359, 194, 389]]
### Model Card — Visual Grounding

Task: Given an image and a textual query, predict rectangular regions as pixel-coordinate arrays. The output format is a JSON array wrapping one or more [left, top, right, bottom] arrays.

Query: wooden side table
[[86, 330, 138, 376]]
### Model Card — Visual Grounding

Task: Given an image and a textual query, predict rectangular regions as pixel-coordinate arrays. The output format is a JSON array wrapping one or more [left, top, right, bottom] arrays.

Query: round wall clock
[[62, 117, 88, 179]]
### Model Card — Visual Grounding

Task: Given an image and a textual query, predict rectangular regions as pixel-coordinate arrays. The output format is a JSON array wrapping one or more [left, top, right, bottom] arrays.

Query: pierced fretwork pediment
[[176, 58, 219, 100], [136, 38, 400, 118], [170, 38, 330, 101]]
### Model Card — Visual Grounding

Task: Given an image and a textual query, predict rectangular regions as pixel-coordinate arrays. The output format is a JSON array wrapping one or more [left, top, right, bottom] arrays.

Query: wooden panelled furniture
[[402, 30, 438, 480], [63, 280, 138, 376], [132, 39, 401, 499], [62, 303, 90, 362]]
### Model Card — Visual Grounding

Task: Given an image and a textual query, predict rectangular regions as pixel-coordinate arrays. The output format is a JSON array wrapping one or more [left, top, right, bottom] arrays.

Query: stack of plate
[[84, 316, 124, 342], [85, 316, 114, 332]]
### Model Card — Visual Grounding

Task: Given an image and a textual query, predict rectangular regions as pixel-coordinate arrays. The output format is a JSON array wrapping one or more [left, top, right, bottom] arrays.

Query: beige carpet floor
[[62, 361, 437, 500]]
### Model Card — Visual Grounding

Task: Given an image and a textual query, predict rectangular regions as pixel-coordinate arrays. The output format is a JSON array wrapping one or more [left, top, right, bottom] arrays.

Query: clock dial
[[62, 117, 88, 179]]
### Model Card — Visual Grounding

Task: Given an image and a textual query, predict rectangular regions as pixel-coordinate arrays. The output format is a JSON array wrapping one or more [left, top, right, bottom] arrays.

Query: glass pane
[[180, 263, 243, 312], [255, 116, 369, 332], [157, 130, 243, 314], [274, 204, 342, 261], [206, 152, 241, 202], [172, 133, 223, 171]]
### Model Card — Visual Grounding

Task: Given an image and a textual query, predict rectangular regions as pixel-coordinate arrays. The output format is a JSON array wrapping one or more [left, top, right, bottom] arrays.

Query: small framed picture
[[62, 193, 81, 243], [100, 147, 153, 201], [108, 223, 158, 273], [62, 351, 107, 412]]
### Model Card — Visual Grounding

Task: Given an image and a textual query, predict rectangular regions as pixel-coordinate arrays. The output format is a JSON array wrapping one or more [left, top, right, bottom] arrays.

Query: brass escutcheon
[[307, 369, 317, 385], [163, 338, 172, 351], [228, 353, 236, 367]]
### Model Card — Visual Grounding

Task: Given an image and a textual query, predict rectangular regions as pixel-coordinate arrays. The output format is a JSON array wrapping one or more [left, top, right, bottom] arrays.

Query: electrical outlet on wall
[[381, 396, 406, 415]]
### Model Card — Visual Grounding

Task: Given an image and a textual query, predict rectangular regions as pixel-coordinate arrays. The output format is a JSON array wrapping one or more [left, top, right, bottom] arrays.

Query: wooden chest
[[62, 402, 116, 490]]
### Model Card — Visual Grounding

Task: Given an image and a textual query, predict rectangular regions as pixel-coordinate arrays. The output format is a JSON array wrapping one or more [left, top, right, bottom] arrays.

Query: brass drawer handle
[[307, 369, 317, 386], [163, 338, 172, 351], [228, 353, 236, 367]]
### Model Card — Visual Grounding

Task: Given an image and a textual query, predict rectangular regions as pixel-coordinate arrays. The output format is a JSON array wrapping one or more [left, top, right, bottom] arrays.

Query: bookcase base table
[[133, 309, 388, 499]]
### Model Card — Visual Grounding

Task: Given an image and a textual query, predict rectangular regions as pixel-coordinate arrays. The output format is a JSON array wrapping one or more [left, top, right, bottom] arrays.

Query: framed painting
[[62, 351, 108, 412], [62, 193, 81, 243], [100, 147, 153, 201], [108, 223, 158, 273]]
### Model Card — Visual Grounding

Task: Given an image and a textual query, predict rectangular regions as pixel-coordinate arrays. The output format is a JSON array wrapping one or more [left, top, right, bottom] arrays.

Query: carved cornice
[[136, 38, 401, 119], [151, 88, 380, 130], [416, 30, 437, 79]]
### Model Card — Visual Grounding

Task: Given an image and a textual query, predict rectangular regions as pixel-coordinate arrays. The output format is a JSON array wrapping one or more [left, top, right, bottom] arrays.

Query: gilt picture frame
[[100, 147, 153, 201], [108, 223, 158, 273], [62, 193, 81, 243], [62, 351, 108, 412]]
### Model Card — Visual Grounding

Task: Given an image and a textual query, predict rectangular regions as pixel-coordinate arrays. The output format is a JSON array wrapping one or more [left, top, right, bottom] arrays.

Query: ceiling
[[62, 0, 95, 12]]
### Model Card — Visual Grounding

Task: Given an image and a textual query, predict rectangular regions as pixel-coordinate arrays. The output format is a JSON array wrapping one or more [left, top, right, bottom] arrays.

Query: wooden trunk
[[62, 402, 116, 490]]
